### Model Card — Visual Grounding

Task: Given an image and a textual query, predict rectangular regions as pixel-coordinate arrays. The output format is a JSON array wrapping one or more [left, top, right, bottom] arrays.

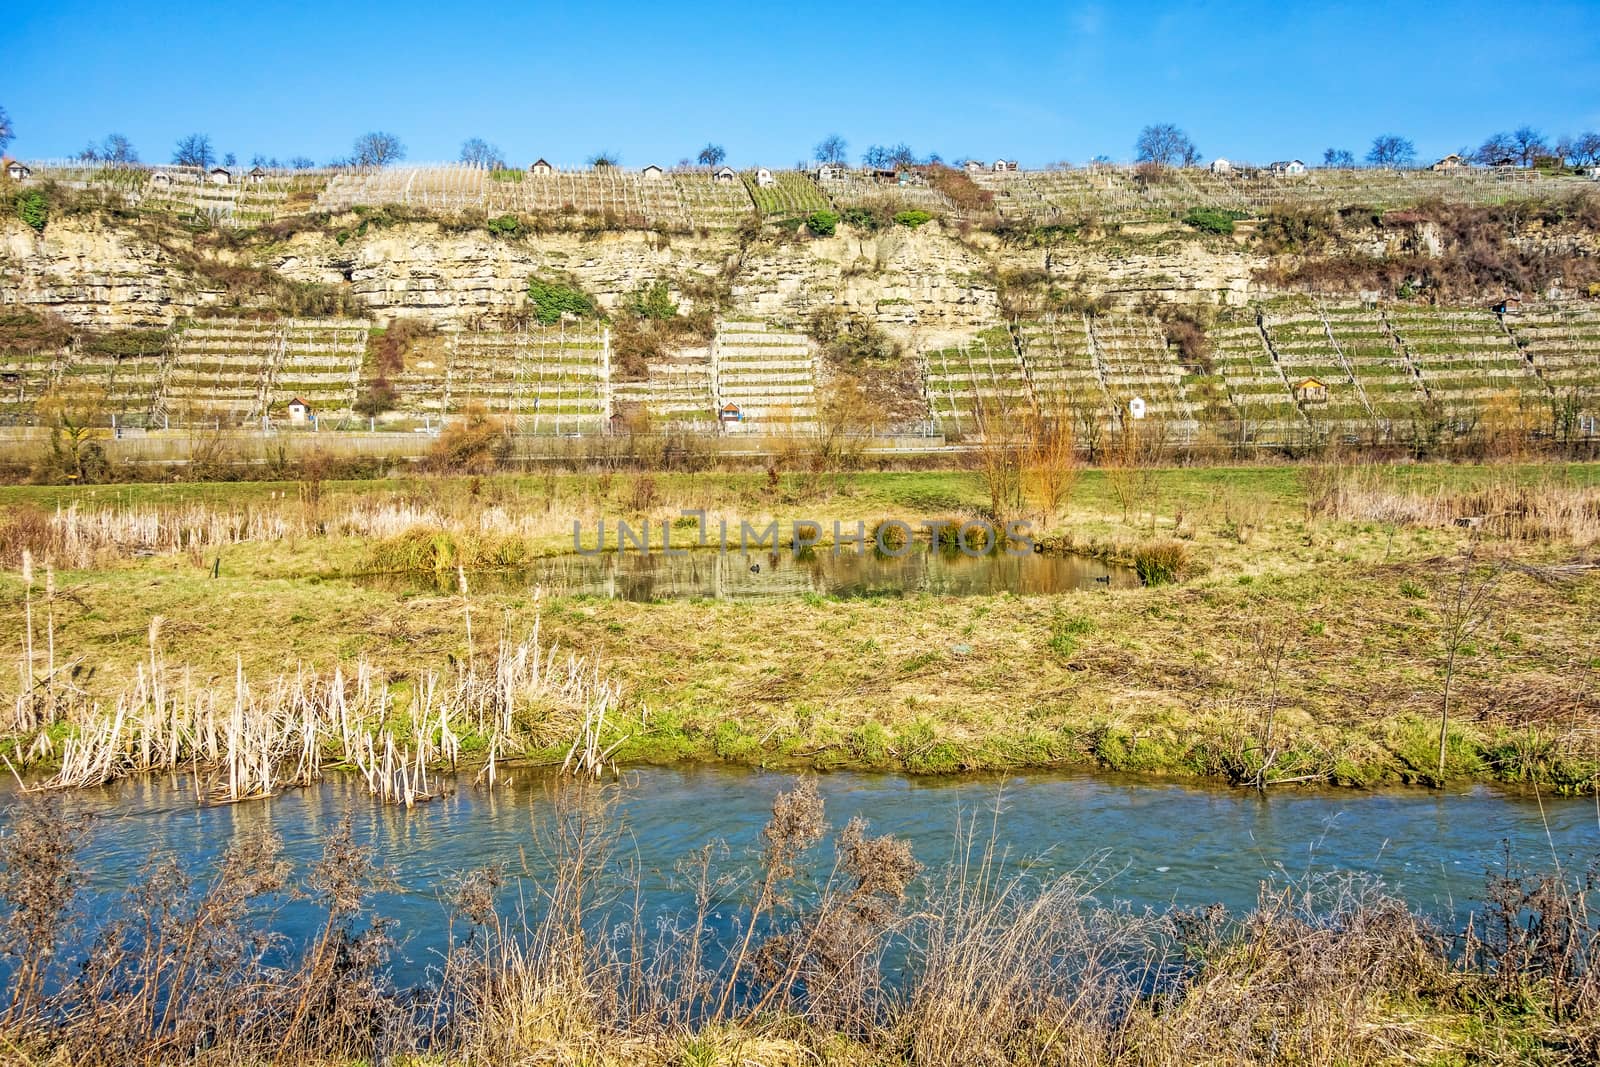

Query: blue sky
[[5, 0, 1599, 168]]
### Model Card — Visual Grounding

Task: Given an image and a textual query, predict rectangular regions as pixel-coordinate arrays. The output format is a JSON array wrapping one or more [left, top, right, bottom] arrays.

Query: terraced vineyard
[[57, 345, 166, 423], [1258, 308, 1369, 427], [425, 327, 608, 431], [1385, 308, 1543, 418], [610, 348, 715, 428], [925, 328, 1031, 436], [818, 170, 955, 214], [1, 302, 1594, 441], [971, 166, 1581, 223], [1089, 316, 1201, 438], [1319, 305, 1427, 427], [1208, 316, 1306, 440], [713, 319, 817, 425], [0, 346, 63, 420], [1016, 315, 1109, 423], [1507, 307, 1600, 424], [741, 171, 831, 219], [165, 319, 367, 421], [20, 163, 332, 225], [163, 320, 281, 420], [315, 165, 757, 229]]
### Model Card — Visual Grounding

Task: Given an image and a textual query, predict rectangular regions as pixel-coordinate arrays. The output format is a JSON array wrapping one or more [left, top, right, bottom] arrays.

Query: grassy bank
[[0, 462, 1596, 792]]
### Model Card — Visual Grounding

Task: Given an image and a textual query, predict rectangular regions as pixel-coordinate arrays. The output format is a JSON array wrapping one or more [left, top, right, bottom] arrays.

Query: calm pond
[[7, 767, 1595, 986], [360, 547, 1140, 600]]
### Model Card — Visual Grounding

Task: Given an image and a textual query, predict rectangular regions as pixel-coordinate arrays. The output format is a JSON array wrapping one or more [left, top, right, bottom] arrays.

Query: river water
[[5, 767, 1595, 986]]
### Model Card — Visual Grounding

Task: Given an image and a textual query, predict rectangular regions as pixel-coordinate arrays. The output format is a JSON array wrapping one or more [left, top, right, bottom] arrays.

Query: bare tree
[[1022, 413, 1078, 522], [352, 131, 405, 168], [861, 143, 916, 170], [288, 156, 316, 170], [1322, 147, 1355, 168], [1241, 615, 1301, 789], [459, 137, 504, 169], [1510, 125, 1550, 167], [172, 133, 215, 169], [1134, 123, 1199, 168], [971, 392, 1028, 522], [1102, 417, 1167, 526], [1475, 131, 1517, 165], [0, 105, 12, 155], [587, 149, 619, 167], [1570, 131, 1600, 166], [101, 134, 137, 164], [1431, 545, 1501, 780], [696, 143, 726, 167], [1366, 134, 1416, 168], [813, 134, 848, 165]]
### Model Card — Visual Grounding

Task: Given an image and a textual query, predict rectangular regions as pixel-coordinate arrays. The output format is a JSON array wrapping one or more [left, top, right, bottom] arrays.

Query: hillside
[[2, 162, 1598, 445]]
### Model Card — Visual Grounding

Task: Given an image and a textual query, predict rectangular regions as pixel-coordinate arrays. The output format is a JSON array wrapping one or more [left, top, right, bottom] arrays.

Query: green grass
[[3, 463, 1597, 788]]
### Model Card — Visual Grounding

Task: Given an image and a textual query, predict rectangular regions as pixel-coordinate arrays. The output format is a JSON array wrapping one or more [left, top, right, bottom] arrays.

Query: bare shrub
[[426, 405, 513, 474]]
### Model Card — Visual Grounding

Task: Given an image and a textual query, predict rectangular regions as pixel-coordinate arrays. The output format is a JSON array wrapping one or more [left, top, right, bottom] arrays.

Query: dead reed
[[8, 576, 627, 804], [1307, 466, 1600, 546]]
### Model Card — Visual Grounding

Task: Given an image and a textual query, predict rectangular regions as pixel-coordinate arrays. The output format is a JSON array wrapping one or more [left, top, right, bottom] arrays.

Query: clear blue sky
[[5, 0, 1599, 168]]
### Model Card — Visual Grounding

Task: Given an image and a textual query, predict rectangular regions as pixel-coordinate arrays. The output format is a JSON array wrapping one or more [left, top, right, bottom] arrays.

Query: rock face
[[3, 211, 1594, 351], [0, 218, 212, 326]]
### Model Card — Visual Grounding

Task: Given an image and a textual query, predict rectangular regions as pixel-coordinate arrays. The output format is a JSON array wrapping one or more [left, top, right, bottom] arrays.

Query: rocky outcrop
[[4, 208, 1595, 352], [0, 218, 213, 326]]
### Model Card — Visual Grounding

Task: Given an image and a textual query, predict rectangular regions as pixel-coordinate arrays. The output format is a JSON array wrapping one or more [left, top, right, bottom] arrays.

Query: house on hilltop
[[713, 166, 737, 184], [755, 167, 774, 187], [248, 166, 268, 183], [992, 159, 1018, 172], [208, 167, 231, 185], [814, 164, 843, 182], [529, 158, 553, 176], [1267, 159, 1306, 176], [151, 171, 173, 187], [5, 161, 32, 181], [964, 160, 986, 173], [1209, 158, 1232, 174], [641, 164, 664, 180], [1431, 154, 1468, 172]]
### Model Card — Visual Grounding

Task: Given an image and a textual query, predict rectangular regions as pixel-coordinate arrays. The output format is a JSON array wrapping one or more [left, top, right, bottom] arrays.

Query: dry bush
[[426, 405, 514, 474], [1126, 876, 1455, 1065]]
